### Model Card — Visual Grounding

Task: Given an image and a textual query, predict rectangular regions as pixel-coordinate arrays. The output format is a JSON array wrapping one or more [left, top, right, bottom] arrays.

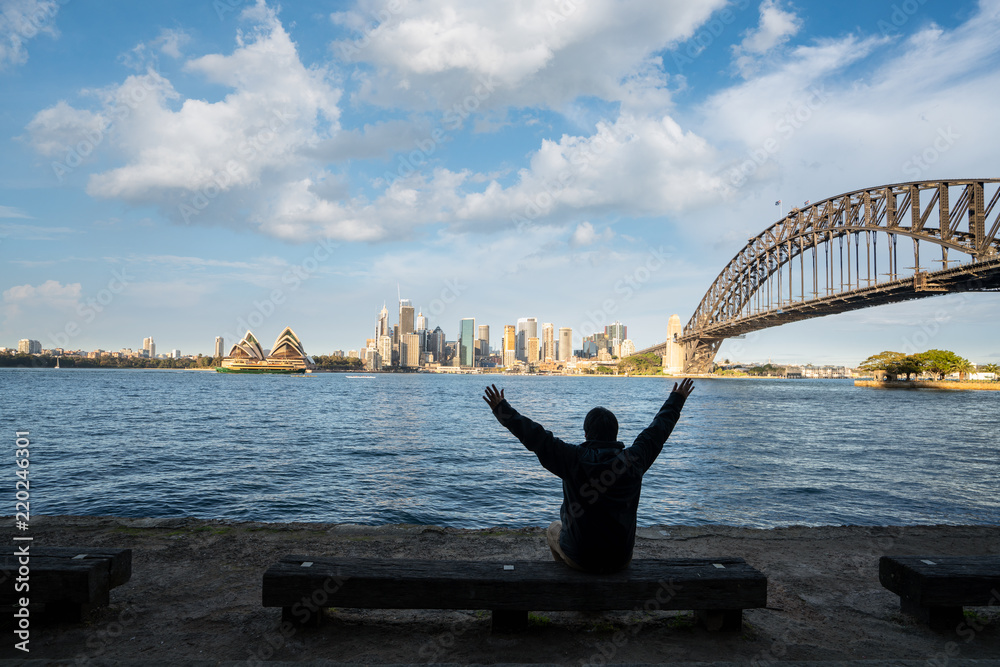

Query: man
[[483, 378, 694, 573]]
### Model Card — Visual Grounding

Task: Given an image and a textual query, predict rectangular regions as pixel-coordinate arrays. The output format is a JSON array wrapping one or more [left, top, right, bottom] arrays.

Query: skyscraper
[[558, 327, 572, 362], [503, 324, 516, 367], [18, 339, 41, 354], [401, 333, 421, 368], [378, 335, 392, 369], [399, 299, 414, 337], [377, 303, 389, 338], [416, 311, 427, 331], [215, 336, 225, 358], [516, 317, 537, 361], [605, 321, 627, 342], [527, 337, 540, 364], [459, 318, 476, 367], [143, 337, 156, 359], [541, 323, 554, 362], [477, 324, 489, 359], [665, 314, 684, 374]]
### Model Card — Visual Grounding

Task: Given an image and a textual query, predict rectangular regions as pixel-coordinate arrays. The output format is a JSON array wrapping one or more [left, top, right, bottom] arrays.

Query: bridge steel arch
[[644, 179, 1000, 372]]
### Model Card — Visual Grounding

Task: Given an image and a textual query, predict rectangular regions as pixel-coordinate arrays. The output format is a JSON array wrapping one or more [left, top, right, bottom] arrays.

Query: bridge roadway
[[636, 256, 1000, 360]]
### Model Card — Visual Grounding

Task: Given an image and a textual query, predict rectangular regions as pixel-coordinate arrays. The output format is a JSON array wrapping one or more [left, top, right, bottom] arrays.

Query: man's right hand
[[672, 378, 695, 398], [483, 384, 506, 410]]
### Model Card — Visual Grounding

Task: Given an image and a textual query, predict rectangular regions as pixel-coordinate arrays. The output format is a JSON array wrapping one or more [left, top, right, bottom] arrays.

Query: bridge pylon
[[682, 337, 723, 374]]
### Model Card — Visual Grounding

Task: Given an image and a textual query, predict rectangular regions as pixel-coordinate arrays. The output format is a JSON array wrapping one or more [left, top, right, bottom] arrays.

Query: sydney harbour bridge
[[637, 179, 1000, 373]]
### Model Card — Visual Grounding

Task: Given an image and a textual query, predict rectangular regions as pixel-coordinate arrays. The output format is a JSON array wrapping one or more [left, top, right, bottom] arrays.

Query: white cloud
[[732, 0, 802, 77], [0, 205, 31, 218], [334, 0, 727, 111], [0, 0, 59, 70], [569, 221, 613, 247], [3, 280, 81, 307], [0, 223, 74, 240]]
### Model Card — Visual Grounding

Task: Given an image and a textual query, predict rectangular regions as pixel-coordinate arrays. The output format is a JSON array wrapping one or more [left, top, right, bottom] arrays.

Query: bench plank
[[262, 556, 767, 632], [879, 555, 1000, 631], [0, 547, 132, 622]]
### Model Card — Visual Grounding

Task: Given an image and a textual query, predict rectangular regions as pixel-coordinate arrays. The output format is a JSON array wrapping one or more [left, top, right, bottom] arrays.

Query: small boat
[[346, 375, 376, 379]]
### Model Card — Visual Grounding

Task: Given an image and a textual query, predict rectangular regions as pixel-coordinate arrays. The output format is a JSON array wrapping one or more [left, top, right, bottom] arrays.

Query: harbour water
[[3, 369, 998, 528]]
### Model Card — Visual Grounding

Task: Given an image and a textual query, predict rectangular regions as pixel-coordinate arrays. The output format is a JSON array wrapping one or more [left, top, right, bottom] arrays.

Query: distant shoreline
[[855, 379, 1000, 391]]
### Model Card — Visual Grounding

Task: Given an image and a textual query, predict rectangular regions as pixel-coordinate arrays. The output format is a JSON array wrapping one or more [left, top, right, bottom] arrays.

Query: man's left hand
[[483, 384, 505, 410]]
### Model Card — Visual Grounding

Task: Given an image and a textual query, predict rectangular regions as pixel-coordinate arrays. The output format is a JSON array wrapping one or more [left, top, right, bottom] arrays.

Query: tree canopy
[[858, 349, 972, 380]]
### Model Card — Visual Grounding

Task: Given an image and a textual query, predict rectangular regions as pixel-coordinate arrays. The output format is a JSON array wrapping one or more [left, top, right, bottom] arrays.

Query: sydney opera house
[[217, 327, 315, 373]]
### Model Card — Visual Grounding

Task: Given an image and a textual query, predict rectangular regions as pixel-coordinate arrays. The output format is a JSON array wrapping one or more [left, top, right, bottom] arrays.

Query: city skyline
[[3, 1, 999, 365]]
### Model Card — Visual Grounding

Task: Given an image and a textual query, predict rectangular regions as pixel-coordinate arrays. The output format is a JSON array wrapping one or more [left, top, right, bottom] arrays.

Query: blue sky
[[2, 0, 998, 365]]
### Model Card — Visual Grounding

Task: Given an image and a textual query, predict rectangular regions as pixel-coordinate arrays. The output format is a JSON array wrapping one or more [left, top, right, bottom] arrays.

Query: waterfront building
[[620, 339, 636, 358], [516, 317, 537, 361], [171, 349, 181, 359], [428, 326, 446, 363], [459, 318, 476, 367], [221, 327, 314, 372], [377, 303, 390, 338], [558, 327, 572, 362], [542, 323, 554, 362], [18, 339, 41, 354], [347, 349, 359, 359], [377, 334, 392, 366], [478, 324, 489, 357], [401, 333, 421, 368], [527, 336, 540, 364], [606, 321, 627, 342], [664, 313, 684, 373], [214, 336, 225, 358], [503, 325, 516, 367], [399, 299, 415, 337]]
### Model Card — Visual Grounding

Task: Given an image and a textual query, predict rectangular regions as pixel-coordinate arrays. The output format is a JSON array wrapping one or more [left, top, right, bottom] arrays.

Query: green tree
[[916, 349, 968, 380], [858, 351, 906, 378], [981, 363, 999, 380]]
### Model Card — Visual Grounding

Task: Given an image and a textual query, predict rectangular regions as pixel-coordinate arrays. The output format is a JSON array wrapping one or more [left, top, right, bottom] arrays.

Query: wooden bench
[[879, 555, 1000, 632], [262, 555, 767, 632], [1, 547, 132, 622]]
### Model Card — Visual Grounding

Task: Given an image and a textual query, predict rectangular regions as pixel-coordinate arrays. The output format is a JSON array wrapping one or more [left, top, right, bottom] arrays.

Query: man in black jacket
[[483, 378, 694, 573]]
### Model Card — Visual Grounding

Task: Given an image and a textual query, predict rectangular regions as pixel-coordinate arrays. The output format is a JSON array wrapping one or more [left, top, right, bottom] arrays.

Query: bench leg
[[696, 609, 743, 632], [900, 598, 963, 633], [282, 605, 323, 628], [491, 610, 528, 632]]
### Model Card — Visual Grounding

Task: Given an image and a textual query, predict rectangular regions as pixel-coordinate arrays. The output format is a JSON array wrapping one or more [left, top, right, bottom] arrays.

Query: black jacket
[[491, 391, 687, 572]]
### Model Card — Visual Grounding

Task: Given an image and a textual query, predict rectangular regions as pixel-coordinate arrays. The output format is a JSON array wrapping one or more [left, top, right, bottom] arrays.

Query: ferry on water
[[216, 327, 315, 374]]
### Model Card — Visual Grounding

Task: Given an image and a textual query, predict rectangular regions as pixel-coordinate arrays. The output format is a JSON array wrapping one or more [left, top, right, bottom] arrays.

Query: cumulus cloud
[[0, 0, 59, 70], [732, 0, 802, 77], [3, 280, 81, 307], [333, 0, 727, 111], [569, 221, 613, 247]]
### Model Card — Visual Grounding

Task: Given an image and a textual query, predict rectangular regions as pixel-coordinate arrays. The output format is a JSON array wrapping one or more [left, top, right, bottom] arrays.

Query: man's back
[[488, 384, 691, 573]]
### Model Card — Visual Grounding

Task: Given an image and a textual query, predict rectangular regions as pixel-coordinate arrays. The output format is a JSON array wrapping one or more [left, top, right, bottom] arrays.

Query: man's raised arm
[[629, 378, 695, 472], [482, 384, 576, 477]]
